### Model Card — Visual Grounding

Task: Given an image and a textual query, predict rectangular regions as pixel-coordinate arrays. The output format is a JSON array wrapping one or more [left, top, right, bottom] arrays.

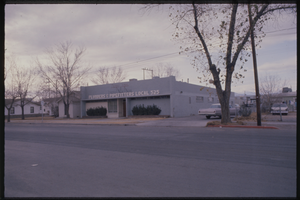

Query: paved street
[[5, 123, 296, 197]]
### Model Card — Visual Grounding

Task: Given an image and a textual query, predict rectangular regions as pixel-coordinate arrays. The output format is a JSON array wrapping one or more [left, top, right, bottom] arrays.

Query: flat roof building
[[80, 76, 235, 118]]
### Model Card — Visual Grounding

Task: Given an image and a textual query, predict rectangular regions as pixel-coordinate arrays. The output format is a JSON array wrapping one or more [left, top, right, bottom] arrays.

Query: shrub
[[238, 105, 252, 117], [86, 106, 107, 116], [132, 104, 161, 115]]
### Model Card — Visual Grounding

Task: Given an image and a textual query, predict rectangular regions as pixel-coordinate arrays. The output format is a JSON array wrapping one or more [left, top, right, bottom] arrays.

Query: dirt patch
[[128, 115, 170, 118], [206, 120, 245, 127], [10, 116, 56, 120], [233, 112, 268, 122]]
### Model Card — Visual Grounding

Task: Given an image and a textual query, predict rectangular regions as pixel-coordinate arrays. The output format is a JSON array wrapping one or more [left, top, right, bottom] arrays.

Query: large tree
[[36, 41, 91, 118], [145, 3, 296, 123]]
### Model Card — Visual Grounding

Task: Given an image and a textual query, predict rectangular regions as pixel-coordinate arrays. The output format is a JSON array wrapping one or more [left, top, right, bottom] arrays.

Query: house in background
[[279, 88, 297, 111], [234, 87, 297, 112], [57, 91, 81, 118], [4, 98, 48, 118], [42, 97, 59, 117]]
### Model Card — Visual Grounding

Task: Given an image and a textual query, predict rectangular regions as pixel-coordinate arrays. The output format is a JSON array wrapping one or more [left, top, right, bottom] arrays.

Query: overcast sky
[[5, 4, 297, 95]]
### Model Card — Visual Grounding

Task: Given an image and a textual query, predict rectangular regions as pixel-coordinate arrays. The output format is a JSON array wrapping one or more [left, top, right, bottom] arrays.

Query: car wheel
[[206, 116, 211, 119]]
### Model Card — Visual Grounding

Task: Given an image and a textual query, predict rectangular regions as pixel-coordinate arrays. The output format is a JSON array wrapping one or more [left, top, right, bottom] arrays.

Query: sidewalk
[[5, 112, 296, 129]]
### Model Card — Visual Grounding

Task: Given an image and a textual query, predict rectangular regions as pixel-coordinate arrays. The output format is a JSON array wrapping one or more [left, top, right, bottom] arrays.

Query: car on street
[[198, 103, 236, 119], [271, 103, 289, 115]]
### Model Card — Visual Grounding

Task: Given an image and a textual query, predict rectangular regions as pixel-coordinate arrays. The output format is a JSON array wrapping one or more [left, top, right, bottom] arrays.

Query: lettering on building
[[88, 90, 160, 100]]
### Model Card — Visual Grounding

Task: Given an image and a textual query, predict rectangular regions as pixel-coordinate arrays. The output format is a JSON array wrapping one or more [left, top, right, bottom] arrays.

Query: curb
[[206, 125, 279, 129]]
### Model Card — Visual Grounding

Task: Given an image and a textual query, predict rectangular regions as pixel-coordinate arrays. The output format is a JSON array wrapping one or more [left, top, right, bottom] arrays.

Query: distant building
[[57, 91, 81, 118], [4, 99, 47, 118], [235, 88, 297, 112], [80, 76, 236, 118]]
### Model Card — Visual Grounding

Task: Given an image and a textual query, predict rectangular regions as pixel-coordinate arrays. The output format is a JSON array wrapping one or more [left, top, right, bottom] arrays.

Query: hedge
[[86, 106, 107, 116], [132, 104, 161, 115]]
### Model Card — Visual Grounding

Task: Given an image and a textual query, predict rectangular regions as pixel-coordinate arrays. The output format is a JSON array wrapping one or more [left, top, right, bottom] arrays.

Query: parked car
[[271, 103, 288, 115], [234, 104, 240, 109], [198, 103, 236, 119]]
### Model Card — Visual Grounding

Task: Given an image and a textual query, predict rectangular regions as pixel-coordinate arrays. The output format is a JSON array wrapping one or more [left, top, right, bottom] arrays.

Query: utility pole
[[142, 68, 153, 80], [248, 4, 261, 126]]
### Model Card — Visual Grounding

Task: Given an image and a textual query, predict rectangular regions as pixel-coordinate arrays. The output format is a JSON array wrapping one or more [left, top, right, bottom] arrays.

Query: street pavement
[[5, 123, 297, 197], [5, 112, 297, 129]]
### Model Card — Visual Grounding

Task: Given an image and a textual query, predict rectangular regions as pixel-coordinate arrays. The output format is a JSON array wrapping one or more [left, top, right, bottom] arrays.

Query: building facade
[[4, 99, 47, 118], [80, 76, 235, 118], [57, 92, 81, 118]]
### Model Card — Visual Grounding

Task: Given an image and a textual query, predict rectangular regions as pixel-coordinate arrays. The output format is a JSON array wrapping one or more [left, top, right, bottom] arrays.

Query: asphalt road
[[4, 123, 296, 197]]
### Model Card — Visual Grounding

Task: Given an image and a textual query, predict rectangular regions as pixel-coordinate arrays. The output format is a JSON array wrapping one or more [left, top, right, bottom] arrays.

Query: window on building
[[108, 100, 117, 113], [30, 107, 34, 113], [10, 107, 15, 114], [196, 96, 204, 103], [208, 97, 214, 103]]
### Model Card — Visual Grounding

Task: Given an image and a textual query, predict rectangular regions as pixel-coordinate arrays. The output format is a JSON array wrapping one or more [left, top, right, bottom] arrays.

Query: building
[[80, 76, 235, 118], [4, 99, 47, 118], [42, 97, 59, 117], [235, 87, 297, 112], [57, 91, 81, 118]]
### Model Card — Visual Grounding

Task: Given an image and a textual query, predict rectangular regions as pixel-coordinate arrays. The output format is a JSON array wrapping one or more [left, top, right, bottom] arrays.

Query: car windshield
[[210, 104, 221, 108], [272, 104, 287, 107]]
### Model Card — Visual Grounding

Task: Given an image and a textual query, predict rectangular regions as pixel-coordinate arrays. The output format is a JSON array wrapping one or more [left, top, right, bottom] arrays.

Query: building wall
[[58, 101, 81, 118], [172, 93, 220, 117], [72, 102, 81, 118], [58, 101, 65, 118], [5, 102, 45, 116], [80, 76, 235, 118]]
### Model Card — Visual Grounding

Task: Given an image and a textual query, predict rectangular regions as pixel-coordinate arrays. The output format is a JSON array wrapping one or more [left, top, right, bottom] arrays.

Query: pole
[[248, 4, 261, 126]]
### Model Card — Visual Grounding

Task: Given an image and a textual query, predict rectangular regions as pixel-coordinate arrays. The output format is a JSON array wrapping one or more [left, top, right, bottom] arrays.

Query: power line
[[87, 27, 296, 75]]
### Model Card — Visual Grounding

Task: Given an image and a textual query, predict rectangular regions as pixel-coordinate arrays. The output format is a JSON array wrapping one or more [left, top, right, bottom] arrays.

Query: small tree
[[15, 67, 37, 120], [260, 74, 288, 113]]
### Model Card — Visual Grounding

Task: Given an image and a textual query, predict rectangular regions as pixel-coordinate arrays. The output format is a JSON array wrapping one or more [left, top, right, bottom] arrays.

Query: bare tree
[[92, 66, 127, 85], [15, 66, 37, 120], [4, 56, 19, 122], [260, 74, 288, 113], [149, 63, 180, 79], [142, 3, 296, 123], [36, 41, 91, 118]]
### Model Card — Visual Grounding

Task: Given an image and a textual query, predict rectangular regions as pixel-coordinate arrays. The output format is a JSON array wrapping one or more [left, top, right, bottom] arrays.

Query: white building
[[4, 99, 47, 118], [57, 91, 81, 118]]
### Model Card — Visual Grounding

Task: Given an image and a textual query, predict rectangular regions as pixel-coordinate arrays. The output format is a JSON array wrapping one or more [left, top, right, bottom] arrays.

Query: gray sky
[[5, 4, 297, 95]]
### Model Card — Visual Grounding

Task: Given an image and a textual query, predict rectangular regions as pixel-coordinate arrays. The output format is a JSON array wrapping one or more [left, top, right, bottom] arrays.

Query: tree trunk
[[21, 105, 25, 120], [66, 103, 70, 118], [7, 109, 11, 122], [220, 99, 231, 123]]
